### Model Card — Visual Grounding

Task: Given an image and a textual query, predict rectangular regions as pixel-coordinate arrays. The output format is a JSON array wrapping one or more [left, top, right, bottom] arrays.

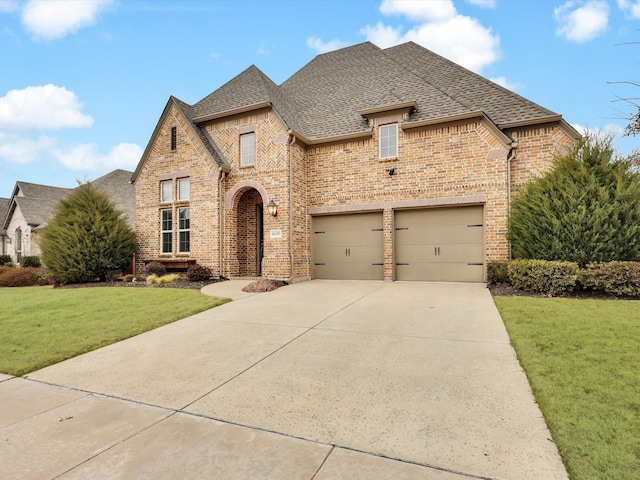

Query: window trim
[[161, 180, 173, 203], [240, 132, 256, 167], [178, 207, 190, 253], [161, 209, 173, 254], [178, 178, 190, 201], [379, 123, 398, 159]]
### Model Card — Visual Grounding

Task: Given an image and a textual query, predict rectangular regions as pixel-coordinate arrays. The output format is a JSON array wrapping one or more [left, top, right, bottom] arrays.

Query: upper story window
[[379, 124, 398, 159], [240, 133, 255, 166], [178, 178, 190, 201], [171, 126, 177, 150], [161, 180, 172, 202]]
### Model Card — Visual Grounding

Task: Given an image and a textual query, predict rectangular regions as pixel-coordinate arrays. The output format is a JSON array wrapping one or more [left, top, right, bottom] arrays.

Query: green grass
[[494, 296, 640, 480], [0, 286, 230, 376]]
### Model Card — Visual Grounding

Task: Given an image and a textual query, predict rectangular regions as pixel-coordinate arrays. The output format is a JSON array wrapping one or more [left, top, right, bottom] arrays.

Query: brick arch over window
[[225, 180, 269, 208]]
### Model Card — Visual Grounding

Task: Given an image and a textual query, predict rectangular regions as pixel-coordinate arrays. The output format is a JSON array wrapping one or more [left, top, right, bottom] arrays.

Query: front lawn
[[494, 296, 640, 480], [0, 286, 230, 376]]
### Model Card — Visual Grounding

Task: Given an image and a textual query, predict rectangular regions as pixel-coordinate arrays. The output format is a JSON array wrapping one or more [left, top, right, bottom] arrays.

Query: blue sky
[[1, 0, 639, 197]]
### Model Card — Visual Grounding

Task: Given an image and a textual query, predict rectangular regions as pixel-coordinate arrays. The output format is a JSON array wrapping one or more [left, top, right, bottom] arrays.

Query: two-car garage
[[312, 206, 484, 282]]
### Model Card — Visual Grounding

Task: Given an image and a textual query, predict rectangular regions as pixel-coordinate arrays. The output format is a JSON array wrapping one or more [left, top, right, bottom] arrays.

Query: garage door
[[312, 212, 384, 280], [395, 206, 484, 282]]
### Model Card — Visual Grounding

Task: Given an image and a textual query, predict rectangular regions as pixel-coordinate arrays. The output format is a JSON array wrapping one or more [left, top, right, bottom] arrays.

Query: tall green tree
[[508, 134, 640, 267], [40, 182, 136, 284]]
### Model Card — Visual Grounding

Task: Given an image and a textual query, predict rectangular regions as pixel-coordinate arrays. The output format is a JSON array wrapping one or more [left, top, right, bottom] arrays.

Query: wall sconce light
[[386, 167, 396, 176], [267, 199, 278, 217]]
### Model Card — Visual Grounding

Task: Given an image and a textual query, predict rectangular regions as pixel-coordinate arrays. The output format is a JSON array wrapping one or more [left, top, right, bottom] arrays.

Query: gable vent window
[[171, 126, 177, 151], [379, 124, 398, 159]]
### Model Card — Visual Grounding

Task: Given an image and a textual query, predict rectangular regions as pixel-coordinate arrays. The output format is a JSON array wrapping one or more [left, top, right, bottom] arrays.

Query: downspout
[[218, 167, 227, 279], [288, 132, 296, 283], [506, 141, 518, 259]]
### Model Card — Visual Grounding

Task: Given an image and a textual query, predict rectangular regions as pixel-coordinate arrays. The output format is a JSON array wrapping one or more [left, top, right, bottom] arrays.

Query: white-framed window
[[161, 180, 172, 203], [178, 207, 190, 253], [161, 209, 173, 253], [379, 123, 398, 159], [178, 178, 190, 201], [240, 133, 256, 166]]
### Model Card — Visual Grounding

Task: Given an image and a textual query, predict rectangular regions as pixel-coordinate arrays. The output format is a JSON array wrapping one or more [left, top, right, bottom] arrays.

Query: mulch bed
[[56, 277, 221, 290]]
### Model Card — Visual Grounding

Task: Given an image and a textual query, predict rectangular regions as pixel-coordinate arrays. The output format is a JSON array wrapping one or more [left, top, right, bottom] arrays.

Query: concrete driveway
[[1, 281, 568, 480]]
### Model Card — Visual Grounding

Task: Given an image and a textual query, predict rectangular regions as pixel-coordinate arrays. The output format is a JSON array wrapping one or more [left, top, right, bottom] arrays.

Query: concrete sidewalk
[[2, 281, 568, 479]]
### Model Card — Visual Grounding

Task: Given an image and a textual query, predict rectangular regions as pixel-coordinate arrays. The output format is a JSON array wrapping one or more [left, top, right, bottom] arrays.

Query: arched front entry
[[226, 185, 267, 278]]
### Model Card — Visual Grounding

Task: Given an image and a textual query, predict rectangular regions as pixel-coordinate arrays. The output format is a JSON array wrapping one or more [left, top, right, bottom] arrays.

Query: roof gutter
[[290, 128, 373, 146]]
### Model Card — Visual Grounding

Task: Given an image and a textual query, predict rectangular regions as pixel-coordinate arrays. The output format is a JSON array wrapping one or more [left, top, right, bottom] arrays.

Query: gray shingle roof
[[384, 41, 558, 126], [12, 183, 71, 228], [0, 197, 9, 235], [189, 41, 561, 141], [90, 169, 135, 228]]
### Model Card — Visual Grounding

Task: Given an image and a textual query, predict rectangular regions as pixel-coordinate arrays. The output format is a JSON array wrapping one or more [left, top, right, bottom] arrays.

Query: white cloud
[[466, 0, 496, 7], [22, 0, 112, 41], [306, 35, 349, 54], [361, 4, 500, 73], [0, 0, 19, 13], [571, 123, 587, 135], [0, 132, 57, 164], [618, 0, 640, 19], [554, 0, 609, 43], [53, 142, 142, 171], [380, 0, 456, 21], [490, 76, 521, 91], [0, 84, 93, 131], [257, 40, 275, 56]]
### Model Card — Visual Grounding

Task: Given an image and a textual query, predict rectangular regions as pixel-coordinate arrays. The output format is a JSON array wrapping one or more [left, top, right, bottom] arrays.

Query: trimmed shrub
[[0, 254, 11, 265], [487, 261, 509, 284], [21, 256, 41, 268], [187, 263, 212, 282], [508, 259, 578, 296], [145, 262, 166, 276], [0, 267, 40, 287], [579, 262, 640, 297]]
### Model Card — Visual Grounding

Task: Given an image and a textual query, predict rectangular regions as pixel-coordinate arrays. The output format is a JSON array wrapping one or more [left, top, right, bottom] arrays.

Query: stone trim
[[225, 180, 270, 209], [309, 195, 487, 216]]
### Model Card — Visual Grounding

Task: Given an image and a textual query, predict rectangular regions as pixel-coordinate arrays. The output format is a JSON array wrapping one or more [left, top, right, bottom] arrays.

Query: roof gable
[[131, 96, 231, 183]]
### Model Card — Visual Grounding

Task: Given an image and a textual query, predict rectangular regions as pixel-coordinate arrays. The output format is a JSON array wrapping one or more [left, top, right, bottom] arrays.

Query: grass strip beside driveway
[[0, 286, 230, 376], [494, 297, 640, 480]]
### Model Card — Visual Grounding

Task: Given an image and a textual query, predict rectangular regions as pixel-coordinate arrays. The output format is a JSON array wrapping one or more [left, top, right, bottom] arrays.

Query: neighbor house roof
[[90, 169, 136, 228], [2, 171, 136, 231], [2, 183, 71, 230], [0, 197, 9, 236]]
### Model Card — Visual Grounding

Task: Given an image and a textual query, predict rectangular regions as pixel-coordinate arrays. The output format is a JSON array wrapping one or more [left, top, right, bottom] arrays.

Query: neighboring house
[[0, 197, 9, 256], [132, 41, 579, 283], [1, 169, 134, 265]]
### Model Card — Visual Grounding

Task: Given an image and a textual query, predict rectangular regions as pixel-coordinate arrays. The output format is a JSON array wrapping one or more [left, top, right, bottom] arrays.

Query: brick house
[[132, 41, 579, 283]]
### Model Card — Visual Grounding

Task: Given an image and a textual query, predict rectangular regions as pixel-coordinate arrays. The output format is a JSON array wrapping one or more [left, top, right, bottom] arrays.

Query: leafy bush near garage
[[20, 255, 41, 268], [508, 134, 640, 267], [145, 261, 166, 276], [487, 261, 510, 284], [0, 267, 41, 287], [187, 263, 212, 282], [507, 259, 579, 296], [0, 254, 11, 266], [578, 262, 640, 297]]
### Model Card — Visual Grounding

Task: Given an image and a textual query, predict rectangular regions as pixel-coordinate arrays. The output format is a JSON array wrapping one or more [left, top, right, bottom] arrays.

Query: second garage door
[[312, 212, 384, 280], [395, 206, 484, 282]]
